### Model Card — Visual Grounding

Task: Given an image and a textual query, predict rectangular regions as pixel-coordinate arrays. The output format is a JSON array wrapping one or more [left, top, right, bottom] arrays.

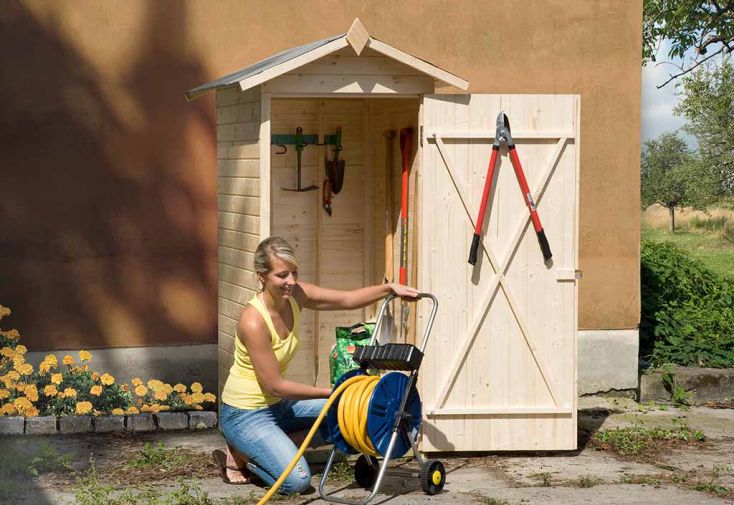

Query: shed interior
[[269, 97, 420, 388]]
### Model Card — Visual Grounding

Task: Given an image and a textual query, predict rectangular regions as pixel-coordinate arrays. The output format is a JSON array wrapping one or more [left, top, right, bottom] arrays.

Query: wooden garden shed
[[187, 19, 580, 452]]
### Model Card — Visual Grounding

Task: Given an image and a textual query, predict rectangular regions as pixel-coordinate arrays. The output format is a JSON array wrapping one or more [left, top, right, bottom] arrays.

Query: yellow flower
[[147, 379, 164, 391], [125, 406, 139, 414], [44, 354, 58, 368], [134, 385, 148, 397], [16, 363, 33, 376], [153, 390, 168, 402], [90, 385, 102, 396], [192, 404, 203, 411], [0, 389, 9, 400], [14, 345, 27, 355], [38, 361, 51, 374], [7, 371, 19, 381], [182, 395, 193, 406], [140, 404, 153, 413], [15, 383, 25, 392], [63, 355, 73, 366], [4, 329, 20, 341], [44, 385, 58, 397], [191, 392, 205, 404], [25, 407, 39, 417], [149, 404, 161, 413], [203, 393, 216, 403], [131, 377, 143, 387], [79, 350, 92, 362], [13, 397, 32, 413], [111, 408, 125, 415], [91, 372, 99, 381], [51, 373, 63, 385], [190, 382, 203, 393], [163, 383, 173, 394], [0, 404, 16, 416], [63, 388, 77, 398], [25, 385, 38, 402], [158, 405, 170, 412], [75, 401, 93, 415], [100, 373, 114, 386], [1, 347, 14, 358], [173, 383, 187, 393]]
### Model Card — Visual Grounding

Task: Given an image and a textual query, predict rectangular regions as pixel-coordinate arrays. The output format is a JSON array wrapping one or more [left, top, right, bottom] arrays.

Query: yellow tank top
[[221, 294, 300, 409]]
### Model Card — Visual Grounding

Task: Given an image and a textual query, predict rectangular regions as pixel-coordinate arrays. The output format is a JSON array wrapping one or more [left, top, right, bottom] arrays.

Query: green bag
[[329, 322, 375, 385]]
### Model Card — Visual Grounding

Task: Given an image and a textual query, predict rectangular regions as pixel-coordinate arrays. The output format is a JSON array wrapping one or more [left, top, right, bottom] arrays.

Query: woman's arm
[[295, 282, 419, 311], [238, 310, 332, 400]]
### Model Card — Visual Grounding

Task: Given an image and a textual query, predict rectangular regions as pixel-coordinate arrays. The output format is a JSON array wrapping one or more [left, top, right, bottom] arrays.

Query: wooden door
[[418, 94, 579, 451]]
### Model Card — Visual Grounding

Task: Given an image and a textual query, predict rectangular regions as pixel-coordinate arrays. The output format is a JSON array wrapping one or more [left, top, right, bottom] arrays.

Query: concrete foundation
[[578, 329, 639, 395], [26, 344, 217, 395]]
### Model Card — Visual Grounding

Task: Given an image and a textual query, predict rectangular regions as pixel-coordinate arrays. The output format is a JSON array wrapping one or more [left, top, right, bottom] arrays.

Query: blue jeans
[[219, 399, 330, 494]]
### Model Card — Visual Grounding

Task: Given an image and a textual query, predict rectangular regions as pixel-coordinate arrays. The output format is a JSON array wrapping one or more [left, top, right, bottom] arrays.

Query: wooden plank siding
[[216, 86, 262, 394]]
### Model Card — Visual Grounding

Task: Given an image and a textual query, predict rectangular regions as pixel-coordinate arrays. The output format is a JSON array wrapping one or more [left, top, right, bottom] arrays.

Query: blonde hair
[[254, 237, 299, 278]]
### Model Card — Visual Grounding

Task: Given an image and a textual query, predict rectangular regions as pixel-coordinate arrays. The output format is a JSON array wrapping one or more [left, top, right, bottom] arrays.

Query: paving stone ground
[[6, 402, 734, 505]]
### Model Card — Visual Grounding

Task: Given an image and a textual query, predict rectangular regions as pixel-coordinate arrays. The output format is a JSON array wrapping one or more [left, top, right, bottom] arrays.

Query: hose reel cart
[[318, 293, 446, 504]]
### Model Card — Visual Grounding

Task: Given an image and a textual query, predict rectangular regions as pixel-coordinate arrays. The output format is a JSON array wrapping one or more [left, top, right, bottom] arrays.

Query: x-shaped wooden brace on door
[[428, 133, 570, 414]]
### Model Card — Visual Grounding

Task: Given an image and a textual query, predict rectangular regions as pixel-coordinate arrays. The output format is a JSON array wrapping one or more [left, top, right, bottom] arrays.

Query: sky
[[640, 41, 697, 146]]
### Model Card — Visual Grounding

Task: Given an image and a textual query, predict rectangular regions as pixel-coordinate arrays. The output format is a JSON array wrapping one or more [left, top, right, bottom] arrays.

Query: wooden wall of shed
[[216, 86, 262, 390], [270, 98, 376, 387]]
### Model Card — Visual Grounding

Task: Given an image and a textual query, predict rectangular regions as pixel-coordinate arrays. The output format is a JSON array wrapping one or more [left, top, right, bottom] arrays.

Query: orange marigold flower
[[13, 397, 32, 413], [0, 403, 16, 416], [90, 385, 102, 396], [140, 404, 153, 413], [1, 347, 14, 358], [75, 401, 93, 415], [25, 385, 38, 402], [14, 345, 27, 355], [153, 390, 168, 401], [51, 373, 63, 385], [25, 407, 39, 417], [44, 354, 58, 368], [63, 355, 73, 366], [131, 378, 143, 387], [111, 408, 125, 415], [182, 395, 193, 406], [79, 350, 92, 362], [7, 371, 20, 381], [91, 372, 99, 381], [44, 385, 58, 397], [134, 385, 148, 397], [158, 405, 170, 412], [191, 392, 205, 404], [190, 382, 203, 393], [16, 363, 33, 376], [5, 329, 20, 341], [15, 383, 26, 392], [147, 379, 164, 390], [0, 389, 9, 400], [63, 388, 77, 398], [203, 393, 216, 403], [173, 383, 187, 393], [126, 406, 139, 414], [100, 373, 114, 386], [38, 361, 51, 374]]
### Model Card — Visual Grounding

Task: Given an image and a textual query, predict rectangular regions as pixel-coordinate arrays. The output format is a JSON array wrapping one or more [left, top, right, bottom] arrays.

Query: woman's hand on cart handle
[[389, 283, 419, 300]]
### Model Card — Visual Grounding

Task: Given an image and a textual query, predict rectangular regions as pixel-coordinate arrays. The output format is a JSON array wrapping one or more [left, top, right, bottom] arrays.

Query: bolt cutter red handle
[[468, 113, 552, 265]]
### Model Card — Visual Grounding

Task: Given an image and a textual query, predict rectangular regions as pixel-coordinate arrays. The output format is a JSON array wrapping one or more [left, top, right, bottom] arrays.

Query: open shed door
[[418, 94, 579, 451]]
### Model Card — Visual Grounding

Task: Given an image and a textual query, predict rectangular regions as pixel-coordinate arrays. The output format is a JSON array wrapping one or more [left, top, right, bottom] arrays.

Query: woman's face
[[260, 254, 298, 299]]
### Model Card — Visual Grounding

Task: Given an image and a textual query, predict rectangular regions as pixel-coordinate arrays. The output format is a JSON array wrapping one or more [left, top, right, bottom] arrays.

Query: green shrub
[[640, 240, 734, 367]]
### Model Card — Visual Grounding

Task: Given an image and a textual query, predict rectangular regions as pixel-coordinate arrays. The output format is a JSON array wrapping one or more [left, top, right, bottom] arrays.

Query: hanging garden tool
[[282, 127, 318, 192], [468, 112, 552, 266], [399, 127, 413, 341], [322, 126, 344, 216]]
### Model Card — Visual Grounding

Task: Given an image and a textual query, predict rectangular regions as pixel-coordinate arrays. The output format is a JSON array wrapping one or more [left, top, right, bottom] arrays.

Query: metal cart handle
[[369, 292, 438, 354]]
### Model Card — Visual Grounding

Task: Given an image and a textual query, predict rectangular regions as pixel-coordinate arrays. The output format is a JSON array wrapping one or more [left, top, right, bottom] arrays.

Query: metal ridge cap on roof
[[184, 32, 346, 101]]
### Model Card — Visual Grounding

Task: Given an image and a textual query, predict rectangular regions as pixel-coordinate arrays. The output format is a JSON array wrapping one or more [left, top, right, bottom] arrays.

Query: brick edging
[[0, 411, 217, 435]]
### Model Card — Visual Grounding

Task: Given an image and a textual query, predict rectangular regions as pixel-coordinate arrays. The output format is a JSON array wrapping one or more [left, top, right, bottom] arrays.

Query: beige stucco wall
[[0, 0, 641, 350]]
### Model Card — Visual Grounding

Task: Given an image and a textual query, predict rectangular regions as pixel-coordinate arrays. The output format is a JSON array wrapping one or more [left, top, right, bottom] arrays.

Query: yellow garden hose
[[256, 374, 379, 505]]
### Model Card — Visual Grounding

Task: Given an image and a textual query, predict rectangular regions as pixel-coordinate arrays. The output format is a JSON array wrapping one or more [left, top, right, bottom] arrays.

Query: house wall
[[0, 2, 641, 356]]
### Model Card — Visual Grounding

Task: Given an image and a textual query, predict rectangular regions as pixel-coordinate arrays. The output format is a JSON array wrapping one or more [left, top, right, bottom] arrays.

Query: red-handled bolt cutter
[[468, 112, 552, 265]]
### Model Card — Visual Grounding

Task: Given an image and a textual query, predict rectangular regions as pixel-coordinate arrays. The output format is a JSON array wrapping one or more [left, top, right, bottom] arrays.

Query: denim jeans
[[219, 399, 330, 494]]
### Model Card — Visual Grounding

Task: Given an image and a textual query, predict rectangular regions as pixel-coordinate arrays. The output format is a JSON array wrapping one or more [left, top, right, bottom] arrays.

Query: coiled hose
[[256, 374, 379, 505]]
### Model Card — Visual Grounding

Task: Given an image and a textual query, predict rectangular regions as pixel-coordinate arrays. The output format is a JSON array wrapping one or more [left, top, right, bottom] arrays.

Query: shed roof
[[185, 19, 468, 101]]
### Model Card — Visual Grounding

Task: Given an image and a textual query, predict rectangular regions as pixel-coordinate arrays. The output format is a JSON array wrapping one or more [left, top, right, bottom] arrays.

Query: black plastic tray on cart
[[352, 343, 424, 371]]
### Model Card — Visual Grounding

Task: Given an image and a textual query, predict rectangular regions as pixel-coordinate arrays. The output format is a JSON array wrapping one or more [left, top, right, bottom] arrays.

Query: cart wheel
[[419, 459, 445, 495], [354, 455, 379, 489]]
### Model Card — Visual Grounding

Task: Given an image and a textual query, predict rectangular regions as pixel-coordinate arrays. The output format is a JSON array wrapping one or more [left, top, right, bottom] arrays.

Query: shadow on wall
[[0, 3, 218, 351]]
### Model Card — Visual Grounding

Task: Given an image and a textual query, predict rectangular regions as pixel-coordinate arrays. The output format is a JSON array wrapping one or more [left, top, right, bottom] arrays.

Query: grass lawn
[[641, 227, 734, 279]]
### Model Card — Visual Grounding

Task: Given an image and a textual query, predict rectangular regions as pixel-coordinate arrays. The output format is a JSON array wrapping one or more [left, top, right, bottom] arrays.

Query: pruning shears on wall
[[468, 112, 552, 265]]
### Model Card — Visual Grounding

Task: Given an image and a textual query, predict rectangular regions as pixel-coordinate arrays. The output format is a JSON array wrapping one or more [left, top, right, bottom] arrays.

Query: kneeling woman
[[215, 236, 417, 494]]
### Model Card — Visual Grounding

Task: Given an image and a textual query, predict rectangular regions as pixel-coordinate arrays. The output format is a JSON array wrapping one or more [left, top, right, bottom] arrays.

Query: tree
[[641, 132, 717, 232], [643, 0, 734, 87], [674, 58, 734, 193]]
